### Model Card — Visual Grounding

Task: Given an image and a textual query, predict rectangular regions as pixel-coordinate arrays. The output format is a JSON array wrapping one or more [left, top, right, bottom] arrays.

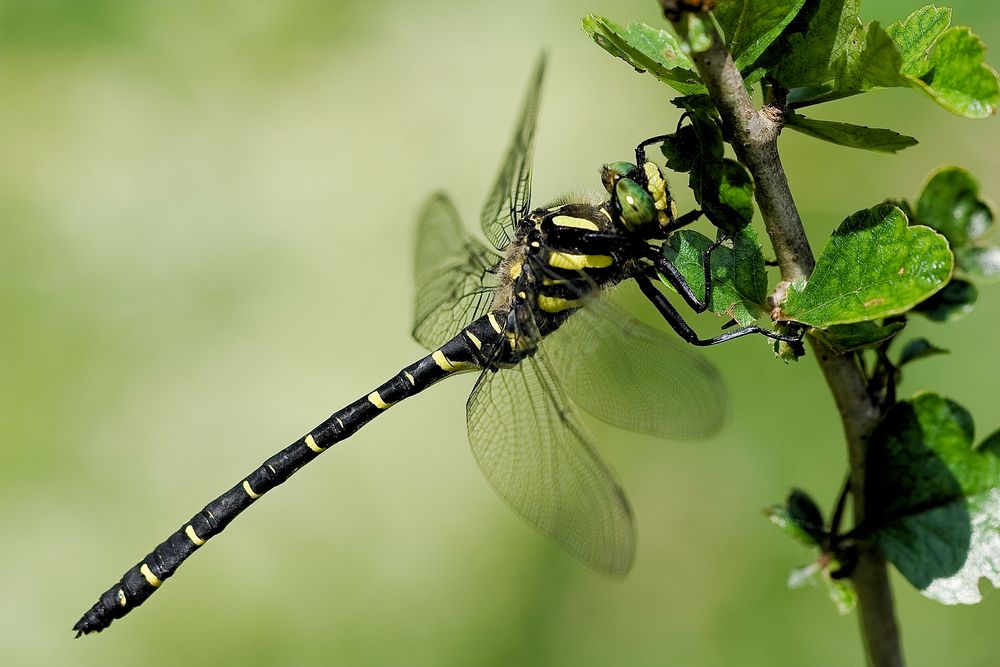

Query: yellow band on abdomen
[[185, 525, 206, 546], [368, 391, 393, 410], [432, 350, 476, 373], [304, 434, 325, 453], [140, 564, 162, 588]]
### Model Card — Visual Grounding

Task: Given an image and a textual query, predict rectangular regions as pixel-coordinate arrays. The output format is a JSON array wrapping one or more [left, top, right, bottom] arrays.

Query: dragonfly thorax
[[484, 200, 642, 367]]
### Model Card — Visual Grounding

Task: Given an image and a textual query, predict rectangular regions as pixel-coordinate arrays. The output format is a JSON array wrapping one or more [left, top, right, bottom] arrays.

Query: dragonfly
[[74, 56, 802, 636]]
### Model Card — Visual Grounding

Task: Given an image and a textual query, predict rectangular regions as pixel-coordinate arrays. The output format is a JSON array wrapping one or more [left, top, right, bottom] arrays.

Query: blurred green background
[[3, 1, 999, 665]]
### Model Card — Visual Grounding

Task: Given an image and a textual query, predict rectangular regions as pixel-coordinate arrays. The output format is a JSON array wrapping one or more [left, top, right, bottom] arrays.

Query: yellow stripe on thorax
[[548, 251, 613, 270], [537, 295, 584, 313], [551, 215, 600, 231], [643, 161, 673, 227]]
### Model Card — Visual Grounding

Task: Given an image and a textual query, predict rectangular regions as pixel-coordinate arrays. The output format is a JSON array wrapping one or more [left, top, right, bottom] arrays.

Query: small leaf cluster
[[584, 2, 999, 153], [762, 175, 999, 611], [764, 489, 857, 614], [584, 0, 1000, 614], [773, 166, 999, 610], [662, 96, 756, 237], [909, 167, 1000, 321], [652, 96, 770, 327]]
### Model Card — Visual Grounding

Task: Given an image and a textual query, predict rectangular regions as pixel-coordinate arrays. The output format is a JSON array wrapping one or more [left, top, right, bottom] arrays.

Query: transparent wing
[[412, 193, 501, 350], [479, 54, 546, 251], [541, 287, 729, 439], [466, 354, 635, 577]]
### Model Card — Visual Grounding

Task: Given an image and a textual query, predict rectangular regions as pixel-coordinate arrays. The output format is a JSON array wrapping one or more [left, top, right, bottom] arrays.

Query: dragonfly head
[[601, 161, 674, 237]]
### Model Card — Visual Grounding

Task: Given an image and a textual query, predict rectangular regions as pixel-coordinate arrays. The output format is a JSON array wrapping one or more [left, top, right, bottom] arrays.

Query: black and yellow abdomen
[[73, 310, 509, 636]]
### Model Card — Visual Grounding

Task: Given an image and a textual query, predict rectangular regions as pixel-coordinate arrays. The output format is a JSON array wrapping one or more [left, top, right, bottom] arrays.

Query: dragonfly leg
[[634, 274, 805, 352], [633, 108, 701, 164], [660, 208, 703, 235], [647, 236, 727, 314], [634, 134, 675, 167]]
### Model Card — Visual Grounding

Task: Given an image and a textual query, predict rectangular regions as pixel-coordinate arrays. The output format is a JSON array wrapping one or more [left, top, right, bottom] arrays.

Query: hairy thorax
[[487, 200, 636, 364]]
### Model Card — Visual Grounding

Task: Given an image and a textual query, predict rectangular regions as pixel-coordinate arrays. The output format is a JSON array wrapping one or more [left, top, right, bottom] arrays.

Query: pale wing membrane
[[466, 355, 635, 577], [479, 55, 546, 251], [412, 193, 501, 350], [542, 289, 729, 439]]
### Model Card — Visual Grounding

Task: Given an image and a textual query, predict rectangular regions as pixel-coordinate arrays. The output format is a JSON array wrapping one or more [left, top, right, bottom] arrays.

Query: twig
[[663, 5, 904, 666]]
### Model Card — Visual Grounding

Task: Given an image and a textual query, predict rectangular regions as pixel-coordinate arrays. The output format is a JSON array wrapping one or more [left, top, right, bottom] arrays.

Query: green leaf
[[776, 6, 999, 118], [683, 13, 713, 54], [670, 94, 717, 115], [660, 124, 701, 173], [582, 15, 703, 95], [885, 4, 953, 77], [765, 509, 818, 548], [766, 487, 856, 614], [763, 488, 825, 548], [786, 557, 857, 614], [906, 27, 1000, 118], [662, 110, 753, 236], [956, 246, 1000, 283], [913, 278, 977, 322], [731, 223, 768, 306], [711, 158, 756, 232], [662, 228, 766, 327], [679, 105, 725, 164], [897, 337, 948, 367], [780, 204, 953, 327], [767, 0, 862, 89], [813, 321, 906, 354], [712, 0, 807, 72], [886, 197, 915, 222], [867, 394, 1000, 604], [787, 488, 826, 543], [915, 166, 993, 248], [784, 112, 918, 153], [689, 157, 754, 235], [822, 572, 857, 615], [835, 21, 908, 93], [915, 166, 999, 284]]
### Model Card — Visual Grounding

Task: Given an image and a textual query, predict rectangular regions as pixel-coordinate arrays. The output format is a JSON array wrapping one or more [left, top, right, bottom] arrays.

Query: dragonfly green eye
[[615, 177, 656, 231], [601, 161, 637, 194]]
